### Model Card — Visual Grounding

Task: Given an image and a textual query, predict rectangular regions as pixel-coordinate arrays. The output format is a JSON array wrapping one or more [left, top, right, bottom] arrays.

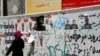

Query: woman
[[6, 30, 24, 56]]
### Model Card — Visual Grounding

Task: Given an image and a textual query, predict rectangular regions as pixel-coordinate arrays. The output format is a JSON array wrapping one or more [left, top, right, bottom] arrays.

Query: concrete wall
[[0, 9, 100, 56]]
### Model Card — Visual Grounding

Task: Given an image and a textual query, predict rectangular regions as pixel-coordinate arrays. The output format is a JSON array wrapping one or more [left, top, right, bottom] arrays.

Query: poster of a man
[[84, 16, 92, 29], [86, 52, 90, 56], [71, 20, 78, 29], [65, 20, 71, 29], [71, 51, 78, 56], [72, 30, 81, 42], [65, 50, 71, 56]]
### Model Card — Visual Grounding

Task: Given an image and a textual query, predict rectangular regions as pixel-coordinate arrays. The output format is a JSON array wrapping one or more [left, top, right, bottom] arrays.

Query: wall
[[0, 9, 100, 56]]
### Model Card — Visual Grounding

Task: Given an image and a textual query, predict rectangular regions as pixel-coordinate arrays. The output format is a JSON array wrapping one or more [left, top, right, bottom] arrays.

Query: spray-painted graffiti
[[52, 15, 66, 29], [47, 43, 79, 56]]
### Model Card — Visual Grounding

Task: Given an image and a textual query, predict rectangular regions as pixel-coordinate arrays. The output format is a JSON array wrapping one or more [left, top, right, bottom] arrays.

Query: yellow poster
[[26, 0, 61, 14]]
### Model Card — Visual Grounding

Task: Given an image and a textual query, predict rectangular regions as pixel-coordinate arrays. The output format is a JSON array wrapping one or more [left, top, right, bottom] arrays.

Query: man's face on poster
[[67, 50, 70, 54], [74, 30, 77, 34], [67, 20, 70, 24], [73, 20, 76, 24]]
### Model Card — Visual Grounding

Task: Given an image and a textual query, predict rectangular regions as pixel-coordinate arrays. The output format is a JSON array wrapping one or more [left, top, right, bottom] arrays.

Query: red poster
[[62, 0, 79, 10], [62, 0, 100, 10], [79, 0, 100, 7]]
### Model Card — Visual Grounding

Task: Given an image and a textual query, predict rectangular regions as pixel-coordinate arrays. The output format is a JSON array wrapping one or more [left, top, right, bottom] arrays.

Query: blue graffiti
[[53, 15, 66, 29]]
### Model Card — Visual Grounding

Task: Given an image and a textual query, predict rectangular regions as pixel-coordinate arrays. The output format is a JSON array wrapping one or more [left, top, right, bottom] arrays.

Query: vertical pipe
[[3, 0, 8, 16]]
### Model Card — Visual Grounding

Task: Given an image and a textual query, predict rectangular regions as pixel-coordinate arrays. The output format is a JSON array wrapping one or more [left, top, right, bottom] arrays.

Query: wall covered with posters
[[0, 9, 100, 56]]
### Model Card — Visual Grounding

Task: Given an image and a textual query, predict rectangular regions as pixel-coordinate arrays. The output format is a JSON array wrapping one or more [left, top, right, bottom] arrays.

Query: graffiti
[[37, 53, 48, 56], [65, 33, 100, 43], [77, 46, 100, 56], [78, 13, 98, 18], [80, 12, 100, 18], [91, 46, 100, 54], [53, 15, 66, 29], [0, 24, 3, 29], [33, 50, 48, 56], [47, 42, 79, 56]]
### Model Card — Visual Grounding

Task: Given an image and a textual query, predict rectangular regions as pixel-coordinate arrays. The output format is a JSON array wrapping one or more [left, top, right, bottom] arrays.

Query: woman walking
[[6, 30, 24, 56]]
